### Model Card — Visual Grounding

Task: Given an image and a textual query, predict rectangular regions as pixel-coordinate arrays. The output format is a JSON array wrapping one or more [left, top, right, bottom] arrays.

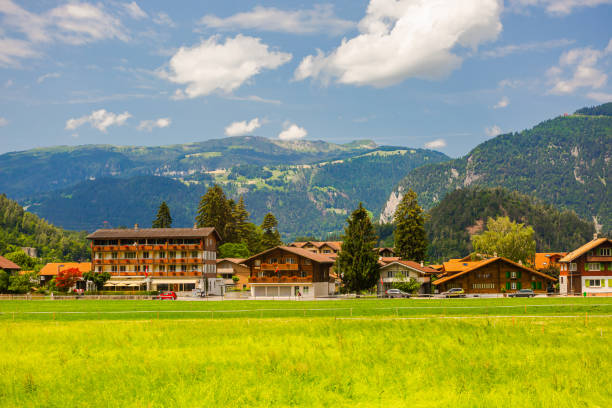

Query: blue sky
[[0, 0, 611, 157]]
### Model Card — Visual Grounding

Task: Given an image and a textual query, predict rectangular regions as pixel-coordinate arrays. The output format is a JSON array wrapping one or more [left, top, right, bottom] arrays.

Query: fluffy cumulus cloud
[[200, 4, 355, 35], [137, 117, 171, 131], [547, 40, 611, 95], [278, 123, 307, 140], [225, 117, 262, 136], [493, 96, 510, 109], [485, 125, 502, 137], [163, 35, 292, 99], [508, 0, 612, 16], [294, 0, 502, 87], [65, 109, 131, 132], [0, 117, 8, 127], [424, 139, 446, 149]]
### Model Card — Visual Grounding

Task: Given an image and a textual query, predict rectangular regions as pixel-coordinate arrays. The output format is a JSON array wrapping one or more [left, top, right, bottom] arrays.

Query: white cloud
[[200, 5, 355, 35], [162, 35, 291, 99], [65, 109, 131, 132], [122, 2, 147, 20], [0, 37, 41, 67], [586, 92, 612, 102], [225, 118, 262, 136], [0, 117, 8, 127], [137, 117, 171, 131], [153, 12, 175, 27], [37, 72, 61, 84], [547, 41, 611, 95], [485, 125, 502, 137], [493, 96, 509, 109], [294, 0, 502, 87], [481, 38, 574, 58], [508, 0, 612, 16], [424, 139, 446, 149], [498, 78, 524, 88], [278, 123, 307, 140]]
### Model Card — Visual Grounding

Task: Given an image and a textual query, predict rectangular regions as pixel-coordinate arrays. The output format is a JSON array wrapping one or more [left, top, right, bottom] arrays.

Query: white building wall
[[250, 284, 315, 299], [582, 277, 612, 294], [559, 275, 568, 295]]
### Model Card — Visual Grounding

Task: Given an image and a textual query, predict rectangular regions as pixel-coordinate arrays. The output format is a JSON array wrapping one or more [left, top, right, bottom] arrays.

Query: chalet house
[[377, 259, 438, 294], [244, 246, 335, 299], [87, 226, 220, 292], [38, 262, 92, 288], [433, 257, 556, 294], [377, 247, 396, 258], [216, 258, 250, 289], [558, 237, 612, 296], [534, 252, 567, 271], [0, 255, 21, 274], [289, 241, 342, 257]]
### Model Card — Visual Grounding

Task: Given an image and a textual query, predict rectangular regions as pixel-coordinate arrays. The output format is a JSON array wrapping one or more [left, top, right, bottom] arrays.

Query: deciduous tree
[[393, 189, 427, 261], [55, 267, 82, 292], [336, 203, 379, 293], [82, 271, 111, 290], [471, 216, 536, 264], [152, 201, 172, 228], [218, 242, 250, 259]]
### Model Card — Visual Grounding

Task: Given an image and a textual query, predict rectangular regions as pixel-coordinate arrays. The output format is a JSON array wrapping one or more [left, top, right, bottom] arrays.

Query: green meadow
[[0, 298, 611, 407]]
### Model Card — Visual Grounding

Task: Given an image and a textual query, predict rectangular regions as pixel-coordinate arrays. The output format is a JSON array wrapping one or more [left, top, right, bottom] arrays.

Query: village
[[2, 223, 610, 300]]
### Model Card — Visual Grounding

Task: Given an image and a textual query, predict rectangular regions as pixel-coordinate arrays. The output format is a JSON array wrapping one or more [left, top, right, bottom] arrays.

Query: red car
[[157, 291, 177, 300]]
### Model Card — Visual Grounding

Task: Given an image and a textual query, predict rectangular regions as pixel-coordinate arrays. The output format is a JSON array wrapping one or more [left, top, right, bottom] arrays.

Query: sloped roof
[[244, 246, 335, 264], [288, 241, 343, 251], [380, 260, 439, 275], [376, 247, 395, 254], [433, 257, 556, 285], [216, 258, 246, 265], [87, 227, 220, 240], [442, 260, 485, 273], [39, 262, 92, 276], [534, 252, 567, 270], [0, 255, 21, 270], [559, 238, 612, 263]]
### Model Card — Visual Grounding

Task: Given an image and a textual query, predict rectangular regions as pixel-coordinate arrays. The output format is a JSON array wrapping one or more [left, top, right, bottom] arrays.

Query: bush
[[392, 278, 421, 294]]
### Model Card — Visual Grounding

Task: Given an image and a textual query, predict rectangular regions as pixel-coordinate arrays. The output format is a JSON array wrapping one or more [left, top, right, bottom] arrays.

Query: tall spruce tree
[[232, 196, 250, 243], [261, 212, 282, 249], [196, 185, 232, 240], [336, 203, 380, 293], [393, 189, 427, 261], [152, 201, 172, 228]]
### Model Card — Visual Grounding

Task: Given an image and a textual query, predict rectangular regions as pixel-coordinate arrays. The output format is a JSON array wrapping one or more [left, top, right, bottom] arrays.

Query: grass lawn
[[0, 298, 610, 407]]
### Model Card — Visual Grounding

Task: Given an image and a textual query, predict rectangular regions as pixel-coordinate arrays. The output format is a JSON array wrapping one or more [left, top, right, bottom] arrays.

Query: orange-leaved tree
[[55, 268, 82, 292]]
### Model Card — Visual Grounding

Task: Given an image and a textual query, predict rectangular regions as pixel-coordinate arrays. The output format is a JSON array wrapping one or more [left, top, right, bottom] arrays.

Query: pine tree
[[393, 189, 427, 261], [336, 203, 380, 293], [261, 212, 282, 249], [196, 185, 232, 240], [152, 201, 172, 228], [232, 196, 250, 243]]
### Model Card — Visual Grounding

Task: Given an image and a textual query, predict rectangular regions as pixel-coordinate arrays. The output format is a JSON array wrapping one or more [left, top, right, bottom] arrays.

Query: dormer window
[[599, 248, 611, 256]]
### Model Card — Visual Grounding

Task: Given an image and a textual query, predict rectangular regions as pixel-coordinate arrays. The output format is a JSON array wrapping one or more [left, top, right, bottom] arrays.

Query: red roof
[[244, 246, 335, 264], [0, 255, 21, 270]]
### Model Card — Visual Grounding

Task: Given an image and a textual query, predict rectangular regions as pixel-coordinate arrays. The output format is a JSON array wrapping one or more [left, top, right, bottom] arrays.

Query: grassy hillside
[[23, 147, 448, 239], [0, 194, 89, 261], [425, 187, 595, 262], [382, 105, 612, 233]]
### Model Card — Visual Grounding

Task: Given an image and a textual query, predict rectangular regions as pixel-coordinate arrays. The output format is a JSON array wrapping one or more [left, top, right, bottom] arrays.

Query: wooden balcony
[[586, 255, 612, 263], [260, 263, 299, 271], [249, 276, 312, 283]]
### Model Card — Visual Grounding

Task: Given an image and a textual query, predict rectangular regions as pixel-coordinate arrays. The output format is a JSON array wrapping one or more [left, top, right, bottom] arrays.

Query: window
[[511, 282, 517, 290], [303, 286, 309, 295], [110, 265, 117, 272], [111, 252, 118, 259], [181, 265, 187, 272], [119, 266, 126, 272], [96, 266, 102, 272], [560, 277, 564, 284], [159, 251, 166, 258], [286, 258, 296, 264], [387, 271, 393, 278], [599, 248, 611, 256], [169, 251, 176, 258], [142, 252, 149, 259], [269, 258, 277, 264], [323, 250, 331, 254], [124, 252, 136, 259], [303, 259, 311, 265], [511, 271, 517, 279], [181, 251, 187, 258], [569, 263, 577, 271], [472, 283, 495, 289], [586, 279, 601, 287], [158, 265, 165, 272], [587, 263, 601, 271], [169, 265, 176, 272], [254, 260, 261, 266], [191, 251, 198, 258]]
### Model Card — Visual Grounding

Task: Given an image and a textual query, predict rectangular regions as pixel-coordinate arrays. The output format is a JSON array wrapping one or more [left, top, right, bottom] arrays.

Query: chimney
[[493, 252, 497, 257], [420, 261, 424, 267], [593, 233, 598, 240], [193, 223, 198, 229], [134, 224, 139, 230]]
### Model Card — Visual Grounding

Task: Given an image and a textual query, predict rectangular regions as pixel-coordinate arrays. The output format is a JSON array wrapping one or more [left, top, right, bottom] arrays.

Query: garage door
[[266, 286, 279, 297], [279, 286, 291, 297], [254, 286, 266, 297]]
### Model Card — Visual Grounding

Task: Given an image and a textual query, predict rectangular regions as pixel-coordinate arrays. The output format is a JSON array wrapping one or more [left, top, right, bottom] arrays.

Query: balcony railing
[[93, 243, 203, 251], [249, 276, 312, 283], [260, 263, 299, 271], [586, 255, 611, 263], [93, 258, 204, 265]]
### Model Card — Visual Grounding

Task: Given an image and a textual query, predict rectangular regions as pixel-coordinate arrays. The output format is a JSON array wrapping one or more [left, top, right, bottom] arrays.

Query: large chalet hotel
[[87, 225, 219, 292]]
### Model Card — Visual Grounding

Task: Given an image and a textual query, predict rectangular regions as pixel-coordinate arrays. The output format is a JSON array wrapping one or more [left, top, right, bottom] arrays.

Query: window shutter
[[506, 271, 510, 278], [536, 281, 541, 290], [531, 281, 536, 290], [585, 280, 590, 287], [517, 282, 522, 290], [506, 282, 510, 290], [518, 271, 522, 278], [608, 279, 612, 287]]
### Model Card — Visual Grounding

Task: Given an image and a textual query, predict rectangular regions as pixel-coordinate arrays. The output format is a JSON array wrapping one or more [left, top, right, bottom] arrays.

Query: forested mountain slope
[[382, 103, 612, 233], [425, 187, 596, 262]]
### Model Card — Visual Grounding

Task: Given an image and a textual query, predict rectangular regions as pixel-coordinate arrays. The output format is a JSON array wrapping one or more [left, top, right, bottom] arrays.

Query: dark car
[[156, 291, 177, 300], [441, 288, 466, 298], [509, 289, 535, 298], [385, 289, 410, 298]]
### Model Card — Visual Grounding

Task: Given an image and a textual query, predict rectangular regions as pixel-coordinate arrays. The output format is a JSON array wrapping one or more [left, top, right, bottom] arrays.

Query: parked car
[[156, 291, 177, 300], [509, 289, 535, 298], [441, 288, 466, 298], [384, 289, 410, 298]]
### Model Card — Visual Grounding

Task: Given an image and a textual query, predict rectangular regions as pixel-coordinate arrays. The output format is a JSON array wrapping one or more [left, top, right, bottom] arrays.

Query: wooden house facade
[[559, 237, 612, 296]]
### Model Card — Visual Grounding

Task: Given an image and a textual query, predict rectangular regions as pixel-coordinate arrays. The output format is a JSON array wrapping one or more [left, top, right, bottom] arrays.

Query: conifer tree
[[196, 185, 232, 240], [232, 196, 250, 243], [336, 203, 379, 293], [393, 189, 427, 261], [260, 212, 282, 249], [152, 201, 173, 228]]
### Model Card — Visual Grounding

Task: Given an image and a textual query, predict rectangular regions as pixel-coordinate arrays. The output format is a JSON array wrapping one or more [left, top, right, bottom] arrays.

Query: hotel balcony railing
[[92, 243, 203, 251], [93, 258, 205, 265], [111, 271, 202, 277], [249, 276, 312, 283], [259, 263, 299, 271]]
